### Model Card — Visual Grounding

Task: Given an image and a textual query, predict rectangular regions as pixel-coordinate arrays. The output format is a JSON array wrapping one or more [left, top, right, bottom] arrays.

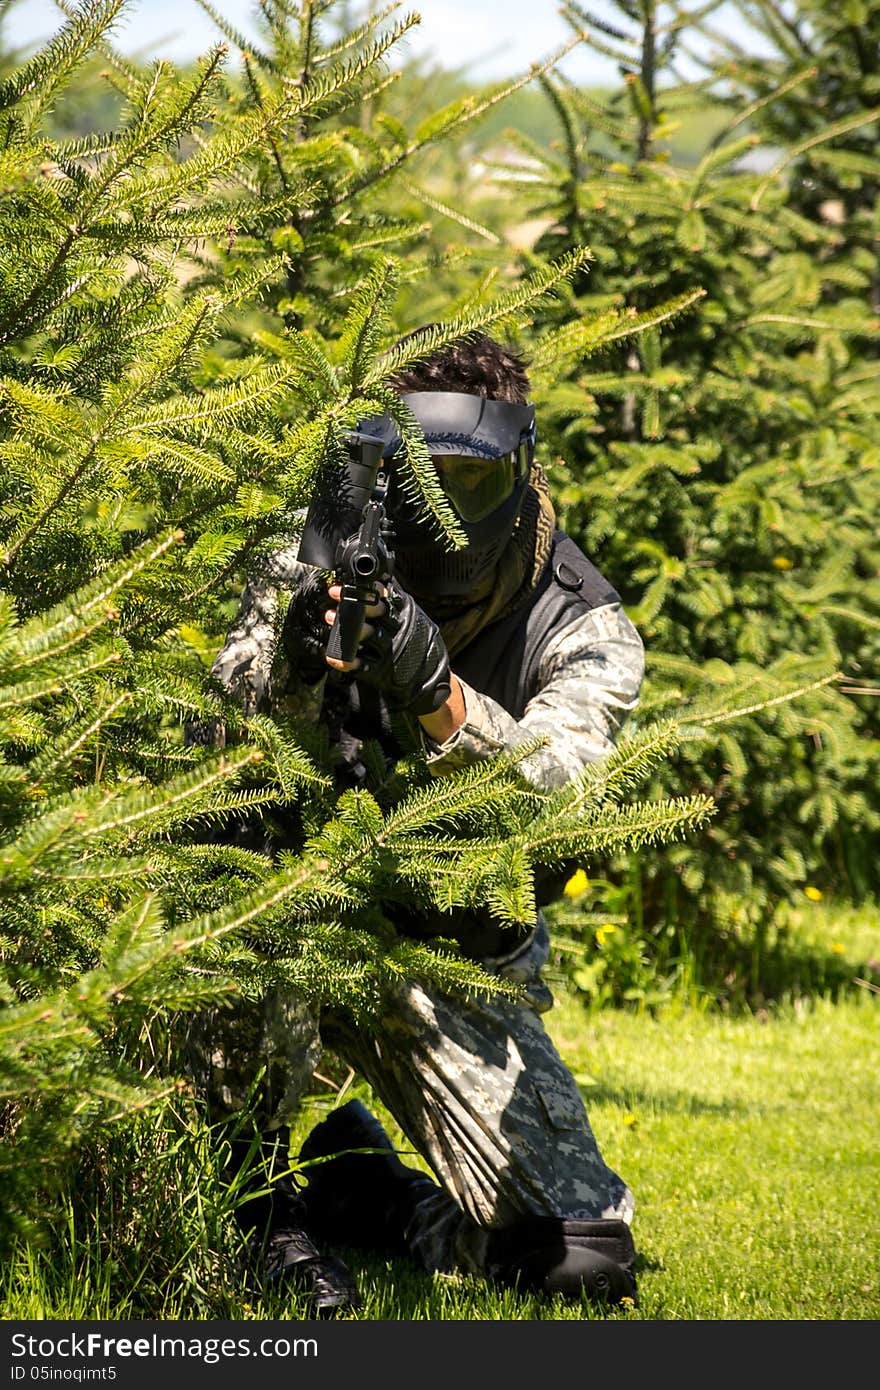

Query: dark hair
[[389, 328, 531, 404]]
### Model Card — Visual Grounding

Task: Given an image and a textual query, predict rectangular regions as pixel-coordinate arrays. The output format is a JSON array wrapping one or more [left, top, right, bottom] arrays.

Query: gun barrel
[[354, 553, 379, 577], [297, 432, 386, 571], [298, 429, 392, 668], [351, 503, 382, 577]]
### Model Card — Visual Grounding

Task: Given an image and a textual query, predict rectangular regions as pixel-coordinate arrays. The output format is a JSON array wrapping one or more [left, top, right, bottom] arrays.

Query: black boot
[[228, 1132, 360, 1317], [298, 1099, 441, 1255], [485, 1215, 638, 1307]]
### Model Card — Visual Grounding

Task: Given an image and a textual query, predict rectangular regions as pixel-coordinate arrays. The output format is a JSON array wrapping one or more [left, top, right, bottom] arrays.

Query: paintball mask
[[361, 392, 537, 598]]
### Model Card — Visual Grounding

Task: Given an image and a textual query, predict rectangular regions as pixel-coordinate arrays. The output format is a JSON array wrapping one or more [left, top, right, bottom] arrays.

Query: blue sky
[[11, 1, 764, 83]]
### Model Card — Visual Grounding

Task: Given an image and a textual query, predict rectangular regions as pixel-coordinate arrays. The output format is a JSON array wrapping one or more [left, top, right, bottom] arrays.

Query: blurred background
[[13, 0, 773, 81]]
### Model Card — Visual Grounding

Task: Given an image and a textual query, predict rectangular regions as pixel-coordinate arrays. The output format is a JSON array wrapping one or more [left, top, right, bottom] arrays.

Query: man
[[201, 332, 645, 1315]]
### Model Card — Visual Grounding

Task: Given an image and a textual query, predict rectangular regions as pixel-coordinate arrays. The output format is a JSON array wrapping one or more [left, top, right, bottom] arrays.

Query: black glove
[[281, 570, 334, 686], [357, 578, 451, 716]]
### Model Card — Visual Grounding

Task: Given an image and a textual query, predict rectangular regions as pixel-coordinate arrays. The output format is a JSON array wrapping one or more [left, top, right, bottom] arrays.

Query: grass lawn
[[276, 989, 878, 1321], [3, 901, 878, 1322]]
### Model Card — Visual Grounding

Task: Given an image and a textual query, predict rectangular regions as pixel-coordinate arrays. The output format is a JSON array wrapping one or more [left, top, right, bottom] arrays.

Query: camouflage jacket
[[210, 534, 645, 795]]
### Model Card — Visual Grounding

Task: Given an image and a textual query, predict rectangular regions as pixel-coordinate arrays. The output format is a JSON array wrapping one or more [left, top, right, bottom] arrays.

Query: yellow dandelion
[[804, 886, 823, 902], [831, 942, 845, 955], [623, 1113, 637, 1128], [772, 556, 793, 570], [595, 923, 618, 947], [564, 869, 590, 897]]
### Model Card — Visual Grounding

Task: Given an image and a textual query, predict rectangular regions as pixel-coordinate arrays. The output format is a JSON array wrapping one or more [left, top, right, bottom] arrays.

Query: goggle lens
[[431, 450, 522, 522]]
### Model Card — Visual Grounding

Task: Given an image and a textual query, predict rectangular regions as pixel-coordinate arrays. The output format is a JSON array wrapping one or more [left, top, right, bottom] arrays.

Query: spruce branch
[[121, 362, 298, 435], [317, 2, 407, 66], [0, 745, 266, 880], [706, 64, 817, 150], [398, 178, 502, 246], [678, 670, 844, 736], [5, 531, 181, 654], [525, 794, 716, 865], [0, 0, 127, 123], [0, 45, 230, 346], [529, 290, 706, 372], [744, 312, 880, 337], [381, 753, 544, 841], [26, 691, 132, 783], [0, 646, 122, 714], [571, 718, 684, 805], [751, 105, 880, 210], [337, 257, 397, 389], [369, 249, 595, 385], [192, 0, 279, 72], [244, 712, 331, 792], [324, 27, 593, 209]]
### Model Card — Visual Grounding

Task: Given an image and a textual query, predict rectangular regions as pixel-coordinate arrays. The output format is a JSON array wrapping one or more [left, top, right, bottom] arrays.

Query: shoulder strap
[[549, 531, 621, 609], [453, 533, 623, 717]]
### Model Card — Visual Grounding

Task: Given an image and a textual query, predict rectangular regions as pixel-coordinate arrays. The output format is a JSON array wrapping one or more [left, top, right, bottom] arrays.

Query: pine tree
[[478, 0, 880, 1000], [0, 0, 714, 1248], [707, 0, 880, 309]]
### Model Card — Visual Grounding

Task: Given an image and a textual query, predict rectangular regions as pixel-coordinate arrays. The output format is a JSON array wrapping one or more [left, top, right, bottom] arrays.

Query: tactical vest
[[325, 530, 622, 958], [326, 529, 620, 770], [452, 529, 621, 718]]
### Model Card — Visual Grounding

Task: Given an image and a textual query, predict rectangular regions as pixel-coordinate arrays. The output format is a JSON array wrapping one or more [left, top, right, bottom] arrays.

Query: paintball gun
[[297, 431, 393, 665]]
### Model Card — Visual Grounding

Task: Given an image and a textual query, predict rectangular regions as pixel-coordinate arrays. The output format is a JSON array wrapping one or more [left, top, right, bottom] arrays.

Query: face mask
[[359, 392, 537, 598]]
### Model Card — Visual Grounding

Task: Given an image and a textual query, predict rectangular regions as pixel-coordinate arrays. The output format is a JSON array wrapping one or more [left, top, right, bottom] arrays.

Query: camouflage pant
[[187, 917, 634, 1276]]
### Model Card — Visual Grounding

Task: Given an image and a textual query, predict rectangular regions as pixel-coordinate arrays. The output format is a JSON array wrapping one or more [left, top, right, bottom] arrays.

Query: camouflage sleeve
[[424, 603, 645, 791], [209, 537, 325, 724]]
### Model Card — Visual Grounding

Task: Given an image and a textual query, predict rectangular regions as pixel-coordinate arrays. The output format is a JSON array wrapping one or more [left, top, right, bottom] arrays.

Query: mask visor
[[432, 450, 522, 523]]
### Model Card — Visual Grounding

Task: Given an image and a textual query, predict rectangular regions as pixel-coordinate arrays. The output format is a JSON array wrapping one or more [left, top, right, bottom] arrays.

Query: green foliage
[[0, 0, 714, 1255], [2, 0, 878, 1313], [484, 0, 880, 997]]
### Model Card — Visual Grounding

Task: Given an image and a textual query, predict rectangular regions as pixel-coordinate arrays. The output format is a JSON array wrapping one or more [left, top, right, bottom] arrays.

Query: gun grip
[[327, 589, 365, 665]]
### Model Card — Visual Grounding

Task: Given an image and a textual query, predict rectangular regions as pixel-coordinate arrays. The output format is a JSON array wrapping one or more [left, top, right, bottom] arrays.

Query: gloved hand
[[356, 578, 451, 716], [281, 569, 335, 686]]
